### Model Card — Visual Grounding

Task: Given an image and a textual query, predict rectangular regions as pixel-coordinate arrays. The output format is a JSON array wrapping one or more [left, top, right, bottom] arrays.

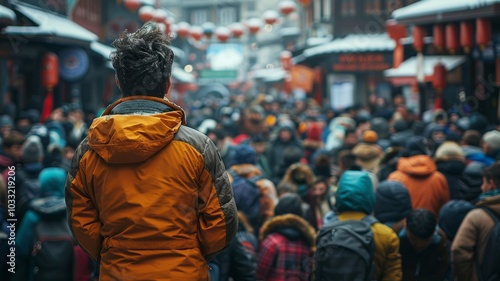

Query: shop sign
[[331, 53, 392, 72]]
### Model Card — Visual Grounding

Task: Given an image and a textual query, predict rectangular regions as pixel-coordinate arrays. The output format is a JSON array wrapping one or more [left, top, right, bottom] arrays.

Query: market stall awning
[[384, 55, 466, 85], [0, 5, 16, 26], [3, 2, 98, 44], [392, 0, 500, 24], [252, 67, 287, 83], [301, 33, 395, 60]]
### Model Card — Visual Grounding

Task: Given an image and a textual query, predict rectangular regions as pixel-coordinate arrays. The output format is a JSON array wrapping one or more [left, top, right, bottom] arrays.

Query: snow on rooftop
[[303, 33, 395, 58], [392, 0, 500, 20], [384, 55, 466, 77]]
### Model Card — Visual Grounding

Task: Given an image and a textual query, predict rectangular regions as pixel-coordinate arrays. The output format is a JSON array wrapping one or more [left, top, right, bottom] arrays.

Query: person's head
[[111, 22, 174, 98], [481, 162, 500, 193], [22, 135, 44, 164], [344, 129, 358, 148], [336, 171, 374, 214], [337, 150, 360, 171], [39, 167, 67, 197], [2, 131, 25, 161], [374, 180, 412, 225], [310, 177, 329, 198], [434, 141, 465, 163], [249, 133, 268, 155], [402, 136, 431, 157], [482, 130, 500, 156], [278, 124, 294, 143], [438, 200, 475, 241], [405, 209, 437, 252], [0, 115, 13, 138], [231, 144, 257, 166], [461, 130, 481, 147]]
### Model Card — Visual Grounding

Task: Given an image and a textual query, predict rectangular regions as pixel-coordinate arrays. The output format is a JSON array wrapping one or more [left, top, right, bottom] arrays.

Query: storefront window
[[365, 0, 381, 15]]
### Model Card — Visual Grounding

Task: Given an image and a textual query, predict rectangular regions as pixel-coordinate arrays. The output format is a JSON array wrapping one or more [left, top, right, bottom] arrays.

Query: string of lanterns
[[122, 0, 308, 43]]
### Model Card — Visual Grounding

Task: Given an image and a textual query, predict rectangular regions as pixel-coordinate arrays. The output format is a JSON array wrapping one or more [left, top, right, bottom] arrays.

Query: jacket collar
[[102, 96, 186, 125]]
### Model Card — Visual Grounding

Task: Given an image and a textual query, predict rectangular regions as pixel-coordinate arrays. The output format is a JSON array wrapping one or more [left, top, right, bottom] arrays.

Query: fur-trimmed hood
[[229, 163, 262, 179], [259, 214, 316, 250]]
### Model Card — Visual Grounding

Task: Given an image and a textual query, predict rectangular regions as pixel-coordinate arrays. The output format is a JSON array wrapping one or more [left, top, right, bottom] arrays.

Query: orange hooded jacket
[[65, 96, 238, 281]]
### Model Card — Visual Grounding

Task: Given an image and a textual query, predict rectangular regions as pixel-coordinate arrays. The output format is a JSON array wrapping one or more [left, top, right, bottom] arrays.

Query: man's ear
[[164, 77, 172, 99]]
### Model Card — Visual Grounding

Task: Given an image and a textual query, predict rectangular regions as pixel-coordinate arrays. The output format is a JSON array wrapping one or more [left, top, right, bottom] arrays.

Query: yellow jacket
[[337, 211, 402, 281], [65, 96, 237, 281]]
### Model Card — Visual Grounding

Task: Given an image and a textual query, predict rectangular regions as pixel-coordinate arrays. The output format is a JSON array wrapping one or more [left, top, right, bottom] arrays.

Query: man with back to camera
[[65, 23, 238, 281]]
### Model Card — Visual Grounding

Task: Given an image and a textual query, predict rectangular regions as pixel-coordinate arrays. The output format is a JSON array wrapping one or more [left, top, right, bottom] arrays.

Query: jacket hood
[[39, 167, 67, 197], [88, 97, 185, 164], [477, 194, 500, 215], [397, 155, 436, 177], [260, 214, 316, 249], [336, 170, 375, 214]]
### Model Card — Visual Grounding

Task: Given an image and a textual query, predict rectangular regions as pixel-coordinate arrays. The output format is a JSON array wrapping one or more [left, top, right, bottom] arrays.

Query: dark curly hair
[[406, 209, 436, 239], [111, 22, 174, 98]]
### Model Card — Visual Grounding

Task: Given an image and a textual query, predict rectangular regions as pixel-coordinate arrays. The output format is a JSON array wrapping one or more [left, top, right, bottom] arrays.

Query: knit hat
[[403, 136, 431, 156], [274, 193, 303, 217], [434, 141, 465, 162], [352, 143, 382, 171], [231, 144, 256, 165], [363, 130, 378, 144], [438, 200, 475, 241], [374, 181, 412, 224], [39, 167, 67, 197], [482, 130, 500, 150], [22, 135, 44, 164]]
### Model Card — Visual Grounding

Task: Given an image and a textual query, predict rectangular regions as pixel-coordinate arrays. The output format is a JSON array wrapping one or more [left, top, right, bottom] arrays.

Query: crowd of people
[[1, 22, 500, 281]]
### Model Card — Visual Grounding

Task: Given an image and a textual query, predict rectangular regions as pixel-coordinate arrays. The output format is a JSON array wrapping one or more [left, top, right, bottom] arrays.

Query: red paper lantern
[[138, 6, 155, 22], [445, 23, 459, 54], [460, 21, 474, 54], [412, 25, 425, 53], [190, 26, 203, 41], [298, 0, 311, 6], [433, 24, 445, 52], [124, 0, 141, 12], [215, 27, 231, 43], [41, 53, 59, 89], [230, 23, 245, 38], [246, 18, 262, 34], [279, 0, 296, 16], [432, 62, 447, 92], [153, 9, 168, 23], [177, 22, 190, 39], [202, 22, 216, 38], [280, 50, 292, 71], [476, 18, 491, 50], [262, 10, 279, 25]]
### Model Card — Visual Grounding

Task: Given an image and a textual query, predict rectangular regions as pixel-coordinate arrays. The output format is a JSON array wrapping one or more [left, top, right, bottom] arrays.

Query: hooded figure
[[434, 142, 469, 200], [327, 171, 402, 281], [266, 122, 304, 181], [256, 193, 316, 281], [15, 168, 76, 281], [388, 136, 450, 216]]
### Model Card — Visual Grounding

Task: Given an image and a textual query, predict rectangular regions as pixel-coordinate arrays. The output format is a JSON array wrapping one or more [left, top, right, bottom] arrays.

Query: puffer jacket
[[452, 194, 500, 281], [388, 155, 450, 216], [65, 96, 238, 281]]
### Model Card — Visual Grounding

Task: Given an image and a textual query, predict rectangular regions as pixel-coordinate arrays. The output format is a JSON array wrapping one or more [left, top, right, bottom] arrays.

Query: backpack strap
[[480, 206, 500, 224], [361, 215, 379, 226]]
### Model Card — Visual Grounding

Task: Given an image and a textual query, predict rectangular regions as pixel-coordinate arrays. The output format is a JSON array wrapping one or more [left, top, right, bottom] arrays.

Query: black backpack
[[477, 207, 500, 281], [315, 215, 378, 281], [30, 197, 75, 281]]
